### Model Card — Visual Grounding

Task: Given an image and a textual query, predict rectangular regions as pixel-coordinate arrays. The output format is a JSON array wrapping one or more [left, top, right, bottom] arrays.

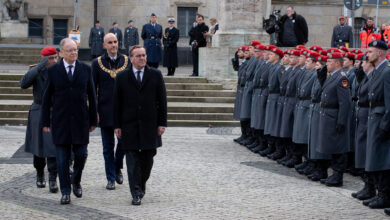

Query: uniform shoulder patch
[[342, 79, 348, 87], [340, 71, 346, 77]]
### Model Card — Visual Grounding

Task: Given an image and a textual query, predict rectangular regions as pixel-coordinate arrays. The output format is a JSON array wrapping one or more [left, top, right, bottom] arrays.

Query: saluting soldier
[[364, 40, 390, 209], [109, 21, 123, 49], [91, 33, 128, 191], [163, 18, 180, 76], [20, 46, 59, 193], [89, 20, 105, 59], [317, 52, 351, 187], [124, 19, 139, 55], [141, 13, 163, 68], [331, 16, 353, 48]]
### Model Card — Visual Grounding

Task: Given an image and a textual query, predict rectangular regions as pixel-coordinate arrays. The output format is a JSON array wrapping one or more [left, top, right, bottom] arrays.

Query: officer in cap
[[109, 21, 123, 49], [163, 18, 180, 76], [141, 13, 163, 68], [124, 19, 139, 55], [331, 16, 353, 48], [89, 20, 105, 59]]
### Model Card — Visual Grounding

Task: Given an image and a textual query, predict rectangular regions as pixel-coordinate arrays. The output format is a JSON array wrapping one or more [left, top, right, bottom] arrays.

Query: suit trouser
[[100, 127, 125, 181], [192, 47, 199, 75], [33, 156, 57, 179], [56, 144, 88, 195], [125, 149, 157, 198]]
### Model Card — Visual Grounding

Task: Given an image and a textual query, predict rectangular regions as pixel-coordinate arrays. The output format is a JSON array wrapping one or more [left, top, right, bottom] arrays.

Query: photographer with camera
[[188, 14, 209, 77]]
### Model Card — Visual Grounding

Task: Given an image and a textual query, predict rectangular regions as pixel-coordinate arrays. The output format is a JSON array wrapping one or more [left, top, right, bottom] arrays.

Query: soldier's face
[[305, 58, 315, 70], [237, 50, 244, 59], [45, 54, 58, 67], [362, 60, 374, 73], [150, 16, 157, 23], [263, 51, 270, 60], [339, 18, 346, 25], [128, 22, 134, 27], [130, 48, 147, 69], [343, 57, 353, 68], [282, 55, 290, 65], [354, 60, 361, 68], [254, 49, 262, 59], [95, 23, 100, 28], [113, 24, 119, 28], [367, 47, 380, 64], [326, 59, 337, 72], [298, 55, 306, 66], [103, 34, 118, 56], [289, 55, 298, 66], [315, 61, 323, 70], [168, 22, 174, 27]]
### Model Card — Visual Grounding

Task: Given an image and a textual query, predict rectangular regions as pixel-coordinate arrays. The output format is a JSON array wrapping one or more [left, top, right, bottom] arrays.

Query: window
[[53, 19, 68, 45], [177, 7, 198, 37], [28, 19, 43, 37]]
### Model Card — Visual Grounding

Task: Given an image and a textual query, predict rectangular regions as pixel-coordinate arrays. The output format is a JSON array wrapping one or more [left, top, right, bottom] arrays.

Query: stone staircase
[[0, 47, 42, 64], [0, 69, 239, 127]]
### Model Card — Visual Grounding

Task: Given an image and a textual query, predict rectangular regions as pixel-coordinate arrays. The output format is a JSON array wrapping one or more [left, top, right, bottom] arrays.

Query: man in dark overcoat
[[188, 14, 209, 76], [364, 41, 390, 209], [41, 38, 97, 205], [109, 21, 123, 49], [317, 52, 351, 187], [92, 33, 128, 190], [163, 18, 180, 76], [89, 20, 105, 59], [113, 45, 167, 206], [141, 13, 163, 68], [124, 19, 139, 55], [20, 46, 58, 193]]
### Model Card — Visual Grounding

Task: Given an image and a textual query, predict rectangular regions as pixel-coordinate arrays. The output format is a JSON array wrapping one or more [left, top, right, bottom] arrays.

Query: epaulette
[[340, 71, 346, 77]]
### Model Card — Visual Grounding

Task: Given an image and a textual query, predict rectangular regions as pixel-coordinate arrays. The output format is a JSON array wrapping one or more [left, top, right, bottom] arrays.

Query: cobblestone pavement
[[0, 126, 388, 219]]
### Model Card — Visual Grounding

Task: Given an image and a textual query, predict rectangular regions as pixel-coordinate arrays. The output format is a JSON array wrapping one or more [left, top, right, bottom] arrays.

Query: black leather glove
[[379, 129, 390, 142], [317, 66, 327, 86], [336, 124, 345, 134], [355, 64, 365, 83]]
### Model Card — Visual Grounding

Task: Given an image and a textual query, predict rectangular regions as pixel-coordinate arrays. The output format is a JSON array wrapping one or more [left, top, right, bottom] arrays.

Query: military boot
[[48, 172, 58, 193], [295, 160, 309, 173], [268, 143, 285, 160], [363, 195, 378, 206], [352, 183, 376, 200], [247, 139, 259, 150], [285, 156, 302, 168], [259, 143, 275, 157], [308, 169, 328, 181], [302, 162, 317, 176], [368, 191, 390, 209], [234, 135, 245, 143], [384, 208, 390, 216], [36, 170, 46, 188], [324, 171, 343, 187]]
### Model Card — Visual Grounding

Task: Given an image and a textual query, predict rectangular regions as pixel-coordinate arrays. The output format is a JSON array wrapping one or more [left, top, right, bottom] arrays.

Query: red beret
[[307, 51, 320, 59], [319, 50, 328, 56], [295, 45, 307, 50], [271, 48, 284, 58], [350, 49, 363, 55], [265, 45, 277, 51], [355, 53, 364, 60], [242, 46, 250, 51], [284, 49, 290, 55], [289, 50, 301, 56], [344, 52, 355, 60], [249, 40, 261, 46], [328, 52, 344, 59], [386, 55, 390, 60], [41, 46, 57, 56], [316, 55, 328, 62], [338, 46, 349, 53], [255, 44, 267, 50], [327, 48, 341, 54], [309, 46, 323, 52]]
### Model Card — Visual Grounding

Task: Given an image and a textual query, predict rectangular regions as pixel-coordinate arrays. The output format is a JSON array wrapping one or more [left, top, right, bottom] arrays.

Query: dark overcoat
[[292, 69, 316, 144], [346, 67, 357, 152], [264, 63, 282, 135], [365, 61, 390, 171], [20, 59, 56, 157], [113, 65, 167, 150], [163, 27, 180, 68], [317, 70, 351, 154], [233, 60, 249, 120], [124, 26, 139, 54], [240, 57, 259, 120], [273, 66, 292, 137], [41, 59, 98, 145], [141, 23, 163, 63], [89, 27, 104, 56], [91, 53, 129, 128]]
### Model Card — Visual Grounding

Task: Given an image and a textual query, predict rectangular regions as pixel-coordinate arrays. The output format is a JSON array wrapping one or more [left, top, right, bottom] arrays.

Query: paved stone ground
[[0, 125, 388, 219]]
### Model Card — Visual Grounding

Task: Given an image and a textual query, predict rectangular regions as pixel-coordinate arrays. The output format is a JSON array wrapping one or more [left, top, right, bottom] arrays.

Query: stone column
[[199, 0, 270, 82]]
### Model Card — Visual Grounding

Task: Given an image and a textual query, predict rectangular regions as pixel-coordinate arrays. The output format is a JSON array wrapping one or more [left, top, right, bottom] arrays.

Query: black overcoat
[[89, 27, 104, 56], [163, 27, 180, 68], [141, 23, 163, 63]]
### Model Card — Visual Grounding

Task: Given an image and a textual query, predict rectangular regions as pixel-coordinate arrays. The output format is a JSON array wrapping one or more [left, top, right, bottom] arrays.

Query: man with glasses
[[113, 45, 167, 206], [20, 46, 59, 193], [41, 38, 97, 205]]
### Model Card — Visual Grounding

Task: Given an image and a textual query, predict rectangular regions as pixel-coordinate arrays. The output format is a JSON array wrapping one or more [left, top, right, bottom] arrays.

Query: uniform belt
[[336, 40, 348, 43], [311, 99, 319, 103], [269, 91, 279, 94], [358, 102, 369, 107], [253, 86, 261, 89], [320, 102, 339, 109], [369, 102, 385, 108], [299, 97, 311, 100], [148, 36, 156, 39]]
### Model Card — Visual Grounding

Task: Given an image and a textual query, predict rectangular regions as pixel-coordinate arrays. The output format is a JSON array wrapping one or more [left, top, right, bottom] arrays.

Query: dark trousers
[[33, 155, 57, 178], [125, 149, 157, 198], [147, 62, 159, 68], [56, 144, 88, 195], [192, 47, 199, 75], [241, 120, 251, 137], [167, 67, 176, 76], [292, 143, 307, 157], [330, 153, 347, 173], [101, 127, 125, 181], [370, 169, 390, 192]]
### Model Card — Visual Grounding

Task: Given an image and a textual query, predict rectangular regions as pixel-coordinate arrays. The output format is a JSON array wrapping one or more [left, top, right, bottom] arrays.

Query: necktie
[[327, 71, 331, 78], [67, 65, 73, 80], [136, 71, 142, 85]]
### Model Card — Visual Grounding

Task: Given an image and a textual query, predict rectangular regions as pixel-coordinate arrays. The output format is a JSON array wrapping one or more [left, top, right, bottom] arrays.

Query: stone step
[[168, 113, 233, 120], [163, 77, 208, 84], [167, 96, 235, 103], [0, 118, 27, 126], [0, 110, 28, 118], [0, 50, 42, 55], [165, 83, 223, 90], [0, 94, 32, 100], [167, 90, 235, 97], [0, 80, 20, 87], [0, 59, 39, 65], [0, 87, 32, 94], [168, 120, 239, 127]]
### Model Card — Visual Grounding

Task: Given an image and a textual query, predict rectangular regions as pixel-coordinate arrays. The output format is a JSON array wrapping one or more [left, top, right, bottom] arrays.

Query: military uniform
[[263, 63, 282, 136], [124, 26, 139, 54], [109, 27, 123, 48], [141, 22, 163, 68], [89, 26, 105, 59], [331, 25, 353, 48], [233, 60, 249, 120], [163, 26, 180, 75], [240, 57, 259, 120]]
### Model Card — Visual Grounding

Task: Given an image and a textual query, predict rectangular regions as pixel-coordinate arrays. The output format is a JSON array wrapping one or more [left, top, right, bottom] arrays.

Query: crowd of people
[[232, 39, 390, 216]]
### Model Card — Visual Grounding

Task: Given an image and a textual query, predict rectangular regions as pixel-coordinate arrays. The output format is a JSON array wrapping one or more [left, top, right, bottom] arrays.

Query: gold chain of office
[[97, 55, 129, 78]]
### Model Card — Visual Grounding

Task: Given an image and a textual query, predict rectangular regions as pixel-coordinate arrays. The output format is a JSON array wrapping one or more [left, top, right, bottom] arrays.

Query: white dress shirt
[[63, 60, 76, 76], [132, 66, 145, 81]]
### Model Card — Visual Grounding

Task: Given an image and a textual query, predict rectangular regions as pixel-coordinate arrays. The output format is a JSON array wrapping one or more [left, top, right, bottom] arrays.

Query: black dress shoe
[[234, 136, 245, 143], [285, 156, 302, 168], [309, 170, 328, 181], [36, 172, 46, 188], [295, 161, 308, 171], [363, 195, 378, 206], [106, 180, 115, 190], [277, 154, 291, 164], [115, 170, 123, 185], [132, 196, 141, 206], [60, 195, 71, 205], [247, 140, 259, 149], [352, 183, 376, 200], [324, 172, 343, 187], [49, 180, 59, 193], [72, 183, 82, 198], [384, 208, 390, 216]]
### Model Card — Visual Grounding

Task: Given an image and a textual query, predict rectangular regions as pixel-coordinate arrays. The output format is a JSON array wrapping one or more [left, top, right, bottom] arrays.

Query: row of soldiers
[[232, 40, 390, 215]]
